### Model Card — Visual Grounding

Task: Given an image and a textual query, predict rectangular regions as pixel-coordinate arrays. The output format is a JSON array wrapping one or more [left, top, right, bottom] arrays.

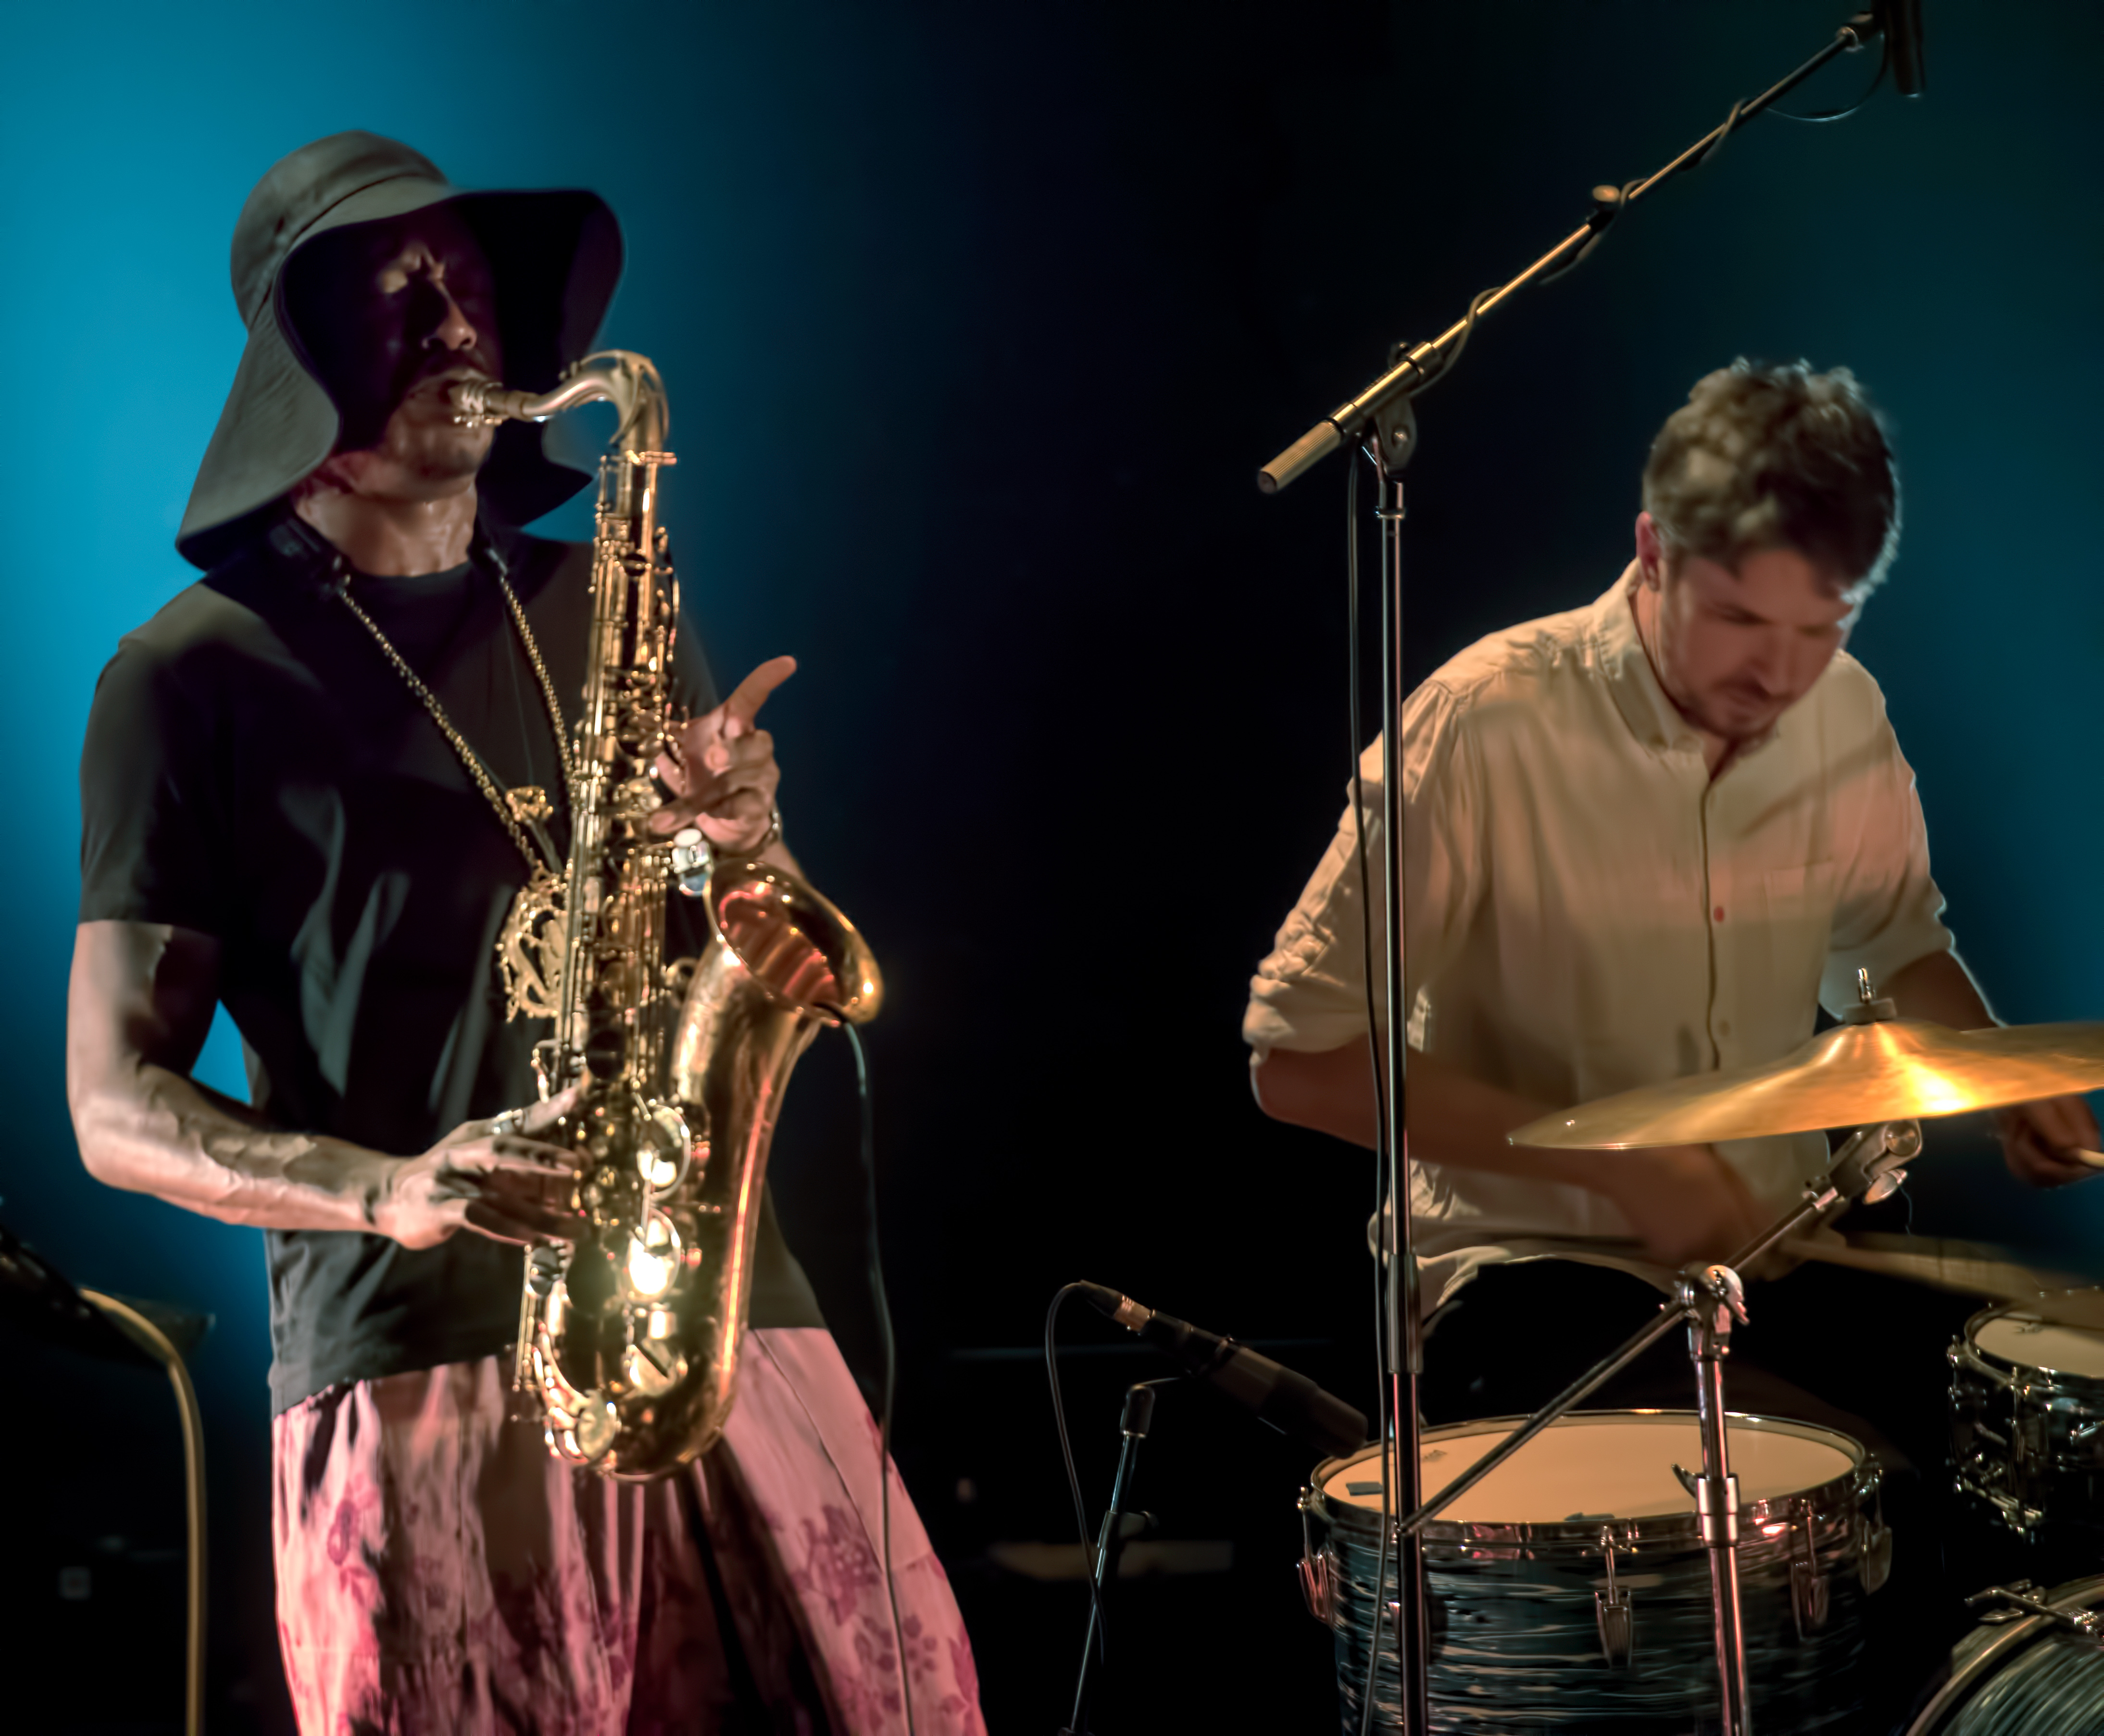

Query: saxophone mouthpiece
[[449, 377, 539, 428]]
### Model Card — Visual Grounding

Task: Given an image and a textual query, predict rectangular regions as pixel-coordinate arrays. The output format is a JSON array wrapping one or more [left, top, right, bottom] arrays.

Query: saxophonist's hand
[[648, 656, 795, 854], [376, 1086, 582, 1249]]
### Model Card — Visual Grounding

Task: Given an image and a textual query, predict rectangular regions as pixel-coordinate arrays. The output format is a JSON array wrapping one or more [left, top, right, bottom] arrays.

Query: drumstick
[[2072, 1148, 2104, 1169], [1778, 1235, 2090, 1305]]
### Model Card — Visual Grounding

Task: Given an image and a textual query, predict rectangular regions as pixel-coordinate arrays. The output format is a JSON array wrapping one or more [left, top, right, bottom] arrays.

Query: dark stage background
[[3, 2, 2102, 1730]]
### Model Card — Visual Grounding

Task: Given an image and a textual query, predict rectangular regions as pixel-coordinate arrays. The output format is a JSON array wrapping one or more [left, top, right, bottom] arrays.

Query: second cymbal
[[1507, 1018, 2104, 1150]]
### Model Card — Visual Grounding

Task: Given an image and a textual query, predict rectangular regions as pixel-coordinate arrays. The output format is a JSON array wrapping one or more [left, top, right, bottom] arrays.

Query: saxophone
[[452, 352, 882, 1480]]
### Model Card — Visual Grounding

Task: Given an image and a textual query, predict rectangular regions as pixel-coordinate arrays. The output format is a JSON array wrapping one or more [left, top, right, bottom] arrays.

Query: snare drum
[[1903, 1575, 2104, 1734], [1950, 1298, 2104, 1536], [1298, 1410, 1884, 1735]]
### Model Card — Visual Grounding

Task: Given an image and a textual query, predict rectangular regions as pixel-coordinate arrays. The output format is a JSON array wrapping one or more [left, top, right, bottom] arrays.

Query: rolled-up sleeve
[[1819, 689, 1952, 1014], [1244, 681, 1484, 1062]]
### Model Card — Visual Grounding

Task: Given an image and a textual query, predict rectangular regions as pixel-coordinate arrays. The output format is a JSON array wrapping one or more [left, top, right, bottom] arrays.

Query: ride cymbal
[[1507, 1019, 2104, 1150]]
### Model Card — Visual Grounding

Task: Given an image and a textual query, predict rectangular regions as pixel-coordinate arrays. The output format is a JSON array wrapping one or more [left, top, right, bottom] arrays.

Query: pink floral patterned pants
[[272, 1329, 984, 1735]]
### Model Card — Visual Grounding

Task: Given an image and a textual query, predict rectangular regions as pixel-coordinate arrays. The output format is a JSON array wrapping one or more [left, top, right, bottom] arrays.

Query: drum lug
[[1856, 1479, 1893, 1596], [1791, 1499, 1831, 1638], [1591, 1524, 1635, 1670], [1297, 1548, 1336, 1625], [1297, 1487, 1336, 1625]]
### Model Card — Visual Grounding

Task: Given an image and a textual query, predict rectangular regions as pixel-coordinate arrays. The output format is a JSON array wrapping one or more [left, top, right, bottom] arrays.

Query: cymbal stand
[[1683, 1259, 1753, 1733], [1387, 1118, 1921, 1736]]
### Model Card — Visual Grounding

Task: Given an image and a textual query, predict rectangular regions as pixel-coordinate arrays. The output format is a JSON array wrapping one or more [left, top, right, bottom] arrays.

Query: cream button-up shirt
[[1244, 568, 1953, 1286]]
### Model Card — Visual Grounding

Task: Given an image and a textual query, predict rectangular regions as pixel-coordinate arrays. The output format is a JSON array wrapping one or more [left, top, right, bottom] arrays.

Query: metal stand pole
[[1371, 405, 1429, 1734], [1683, 1267, 1753, 1736], [1060, 1380, 1169, 1736], [1394, 1119, 1920, 1542], [1362, 1119, 1919, 1734]]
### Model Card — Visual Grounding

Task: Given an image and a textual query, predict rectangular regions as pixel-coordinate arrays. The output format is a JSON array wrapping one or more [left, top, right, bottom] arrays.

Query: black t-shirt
[[78, 513, 823, 1413]]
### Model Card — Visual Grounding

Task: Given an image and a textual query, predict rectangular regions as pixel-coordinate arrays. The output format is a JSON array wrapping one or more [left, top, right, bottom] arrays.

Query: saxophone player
[[67, 132, 982, 1735]]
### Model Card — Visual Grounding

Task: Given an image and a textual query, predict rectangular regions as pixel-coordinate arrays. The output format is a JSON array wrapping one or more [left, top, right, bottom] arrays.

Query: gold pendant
[[498, 867, 566, 1020], [507, 786, 554, 826]]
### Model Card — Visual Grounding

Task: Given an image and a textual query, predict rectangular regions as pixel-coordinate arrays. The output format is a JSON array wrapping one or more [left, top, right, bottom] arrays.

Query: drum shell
[[1301, 1411, 1880, 1736], [1950, 1302, 2104, 1536], [1903, 1574, 2104, 1735]]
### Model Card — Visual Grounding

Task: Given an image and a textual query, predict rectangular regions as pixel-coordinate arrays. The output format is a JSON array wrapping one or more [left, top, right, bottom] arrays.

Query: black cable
[[1045, 1283, 1112, 1672], [1346, 453, 1394, 1736], [839, 1019, 915, 1736], [1406, 286, 1497, 398], [1440, 58, 1868, 375], [1771, 36, 1888, 122]]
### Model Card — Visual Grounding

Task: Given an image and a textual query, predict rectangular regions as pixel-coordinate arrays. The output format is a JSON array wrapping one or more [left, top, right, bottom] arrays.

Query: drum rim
[[1962, 1294, 2104, 1385], [1903, 1572, 2104, 1735], [1309, 1408, 1872, 1548]]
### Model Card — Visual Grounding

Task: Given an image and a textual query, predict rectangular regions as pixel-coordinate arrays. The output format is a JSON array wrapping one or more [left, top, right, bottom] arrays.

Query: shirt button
[[1718, 1019, 1732, 1037], [1714, 906, 1725, 922]]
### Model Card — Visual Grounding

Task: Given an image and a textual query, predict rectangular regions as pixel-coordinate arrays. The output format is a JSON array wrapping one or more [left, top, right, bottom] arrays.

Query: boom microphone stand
[[1059, 1377, 1176, 1736], [1255, 10, 1914, 1731]]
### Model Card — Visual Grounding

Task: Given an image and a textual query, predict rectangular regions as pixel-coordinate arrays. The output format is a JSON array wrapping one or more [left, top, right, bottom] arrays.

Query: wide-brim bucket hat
[[177, 130, 621, 569]]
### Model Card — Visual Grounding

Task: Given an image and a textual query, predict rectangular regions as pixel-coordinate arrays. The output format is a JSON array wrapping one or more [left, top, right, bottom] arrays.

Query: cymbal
[[1780, 1233, 2102, 1321], [1507, 1018, 2104, 1150]]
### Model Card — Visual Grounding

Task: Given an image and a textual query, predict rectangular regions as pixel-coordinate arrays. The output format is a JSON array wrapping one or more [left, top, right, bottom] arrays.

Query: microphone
[[1881, 0, 1926, 99], [1075, 1283, 1369, 1458]]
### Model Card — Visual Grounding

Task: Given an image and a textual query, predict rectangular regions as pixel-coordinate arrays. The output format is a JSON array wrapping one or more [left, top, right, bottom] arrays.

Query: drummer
[[1244, 359, 2100, 1443]]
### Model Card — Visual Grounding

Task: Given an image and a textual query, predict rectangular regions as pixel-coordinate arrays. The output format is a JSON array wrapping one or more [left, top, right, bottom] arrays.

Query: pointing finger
[[515, 1085, 582, 1138], [721, 656, 797, 735]]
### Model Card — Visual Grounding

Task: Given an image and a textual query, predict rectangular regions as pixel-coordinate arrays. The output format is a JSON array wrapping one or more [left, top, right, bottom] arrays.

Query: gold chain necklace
[[331, 556, 575, 875]]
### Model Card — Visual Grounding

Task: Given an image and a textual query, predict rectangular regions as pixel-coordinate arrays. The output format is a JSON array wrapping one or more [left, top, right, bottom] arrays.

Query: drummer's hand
[[1992, 1094, 2102, 1189], [1605, 1145, 1766, 1269]]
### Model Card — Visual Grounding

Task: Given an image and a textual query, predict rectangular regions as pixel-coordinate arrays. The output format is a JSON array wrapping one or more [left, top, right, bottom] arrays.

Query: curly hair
[[1641, 360, 1900, 597]]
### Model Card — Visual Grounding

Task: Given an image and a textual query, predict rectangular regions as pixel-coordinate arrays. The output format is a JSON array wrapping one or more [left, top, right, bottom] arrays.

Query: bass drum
[[1904, 1576, 2104, 1734]]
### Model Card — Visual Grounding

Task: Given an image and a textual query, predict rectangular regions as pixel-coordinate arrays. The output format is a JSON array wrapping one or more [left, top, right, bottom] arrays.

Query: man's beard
[[371, 403, 492, 485], [1686, 681, 1784, 741], [353, 352, 500, 486]]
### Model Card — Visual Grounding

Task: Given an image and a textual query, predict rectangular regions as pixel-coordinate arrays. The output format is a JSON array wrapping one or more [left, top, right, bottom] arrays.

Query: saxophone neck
[[449, 351, 669, 454]]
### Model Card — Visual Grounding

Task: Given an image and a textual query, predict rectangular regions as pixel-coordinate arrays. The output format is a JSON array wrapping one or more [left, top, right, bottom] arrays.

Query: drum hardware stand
[[1252, 11, 1909, 1730], [1058, 1377, 1175, 1736], [1965, 1582, 2104, 1645], [1676, 1260, 1760, 1732], [1371, 1113, 1922, 1736]]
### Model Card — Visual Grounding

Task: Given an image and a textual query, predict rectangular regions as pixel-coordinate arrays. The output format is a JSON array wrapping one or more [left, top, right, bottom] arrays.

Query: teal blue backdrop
[[2, 1, 2099, 1728]]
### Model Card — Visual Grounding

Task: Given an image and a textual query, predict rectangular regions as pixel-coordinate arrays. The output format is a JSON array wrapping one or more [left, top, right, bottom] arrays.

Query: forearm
[[1251, 1041, 1613, 1191], [1883, 947, 1995, 1029], [760, 833, 805, 879], [72, 1060, 392, 1232], [68, 919, 394, 1232]]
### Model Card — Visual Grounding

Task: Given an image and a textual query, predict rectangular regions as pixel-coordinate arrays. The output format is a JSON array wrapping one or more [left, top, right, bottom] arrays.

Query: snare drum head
[[1972, 1308, 2104, 1381], [1320, 1410, 1861, 1524]]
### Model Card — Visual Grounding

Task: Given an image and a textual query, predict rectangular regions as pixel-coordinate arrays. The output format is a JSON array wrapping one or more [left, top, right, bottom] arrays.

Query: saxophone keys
[[612, 775, 659, 823]]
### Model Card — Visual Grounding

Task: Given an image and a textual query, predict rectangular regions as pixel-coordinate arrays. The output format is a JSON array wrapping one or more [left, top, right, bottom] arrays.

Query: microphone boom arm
[[1256, 7, 1893, 495]]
